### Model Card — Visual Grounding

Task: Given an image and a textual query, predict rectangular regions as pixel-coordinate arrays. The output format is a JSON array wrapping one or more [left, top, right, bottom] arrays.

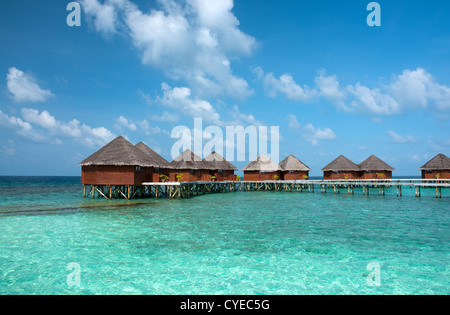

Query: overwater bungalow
[[135, 142, 173, 182], [241, 154, 282, 181], [79, 136, 157, 186], [419, 153, 450, 179], [359, 155, 395, 179], [279, 155, 311, 180], [321, 155, 361, 180], [203, 151, 238, 181], [170, 149, 211, 182]]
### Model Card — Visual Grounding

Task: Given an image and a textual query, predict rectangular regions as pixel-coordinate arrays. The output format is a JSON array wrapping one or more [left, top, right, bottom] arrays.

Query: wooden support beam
[[436, 187, 441, 198], [94, 186, 109, 200], [118, 187, 128, 200]]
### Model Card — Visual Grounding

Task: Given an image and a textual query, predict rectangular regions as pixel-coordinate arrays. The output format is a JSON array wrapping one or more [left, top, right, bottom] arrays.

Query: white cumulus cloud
[[254, 67, 316, 102], [81, 0, 118, 36], [388, 68, 450, 111], [114, 115, 162, 135], [286, 114, 336, 146], [0, 108, 115, 147], [347, 83, 401, 115], [157, 83, 222, 125], [0, 110, 45, 142], [6, 67, 54, 103], [115, 115, 137, 131], [81, 0, 256, 100], [255, 67, 450, 116], [151, 111, 179, 123], [302, 123, 337, 146], [287, 114, 300, 129], [387, 130, 417, 144]]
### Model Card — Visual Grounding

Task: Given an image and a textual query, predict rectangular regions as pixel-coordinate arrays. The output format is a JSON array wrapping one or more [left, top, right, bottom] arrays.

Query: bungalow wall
[[168, 169, 211, 182], [210, 170, 237, 181], [81, 165, 145, 185], [142, 167, 171, 183], [361, 171, 393, 180], [323, 171, 361, 180], [244, 171, 282, 181], [421, 170, 450, 179], [282, 171, 309, 181]]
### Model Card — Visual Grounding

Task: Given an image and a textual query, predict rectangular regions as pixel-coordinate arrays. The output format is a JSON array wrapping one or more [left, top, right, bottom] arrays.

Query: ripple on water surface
[[0, 177, 448, 294]]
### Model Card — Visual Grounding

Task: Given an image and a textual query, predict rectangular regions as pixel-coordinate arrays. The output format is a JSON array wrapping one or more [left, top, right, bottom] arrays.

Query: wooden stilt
[[94, 186, 109, 200], [81, 180, 448, 201]]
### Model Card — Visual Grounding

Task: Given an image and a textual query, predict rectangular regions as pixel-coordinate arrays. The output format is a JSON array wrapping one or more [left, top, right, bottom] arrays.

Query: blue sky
[[0, 0, 449, 176]]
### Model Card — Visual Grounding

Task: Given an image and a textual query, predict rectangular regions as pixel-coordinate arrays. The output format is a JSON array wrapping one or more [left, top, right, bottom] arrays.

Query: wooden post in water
[[397, 185, 402, 197], [362, 185, 369, 196]]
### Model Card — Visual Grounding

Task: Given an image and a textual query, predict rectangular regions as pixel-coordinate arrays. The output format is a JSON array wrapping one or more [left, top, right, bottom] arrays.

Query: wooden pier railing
[[82, 179, 450, 200]]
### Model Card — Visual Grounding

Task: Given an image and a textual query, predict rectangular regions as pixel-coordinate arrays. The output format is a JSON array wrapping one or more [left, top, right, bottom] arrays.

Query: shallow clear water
[[0, 177, 448, 295]]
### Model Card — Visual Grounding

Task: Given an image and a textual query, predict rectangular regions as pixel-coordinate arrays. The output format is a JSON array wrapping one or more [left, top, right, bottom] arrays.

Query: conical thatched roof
[[241, 154, 281, 172], [171, 149, 210, 170], [420, 153, 450, 170], [359, 155, 395, 171], [135, 142, 173, 169], [79, 136, 156, 167], [203, 151, 238, 171], [279, 155, 311, 172], [321, 155, 360, 172]]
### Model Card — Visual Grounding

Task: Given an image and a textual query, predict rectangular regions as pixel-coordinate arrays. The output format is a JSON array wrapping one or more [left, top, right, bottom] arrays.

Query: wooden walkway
[[83, 179, 450, 200]]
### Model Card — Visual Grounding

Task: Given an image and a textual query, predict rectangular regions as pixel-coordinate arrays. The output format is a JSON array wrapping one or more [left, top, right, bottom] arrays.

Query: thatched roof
[[241, 154, 281, 172], [79, 136, 156, 167], [359, 155, 395, 171], [171, 149, 210, 170], [279, 155, 311, 172], [420, 153, 450, 170], [321, 155, 360, 172], [203, 151, 238, 171], [135, 142, 173, 169]]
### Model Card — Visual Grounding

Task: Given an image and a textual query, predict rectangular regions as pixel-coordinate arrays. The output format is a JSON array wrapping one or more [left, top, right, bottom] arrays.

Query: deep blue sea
[[0, 176, 448, 295]]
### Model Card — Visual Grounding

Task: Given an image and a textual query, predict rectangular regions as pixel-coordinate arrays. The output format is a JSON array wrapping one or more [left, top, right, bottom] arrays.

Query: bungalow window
[[366, 171, 371, 174], [289, 171, 294, 175], [333, 171, 339, 174], [190, 170, 196, 174], [136, 166, 141, 172], [218, 170, 223, 175], [426, 170, 432, 173], [155, 168, 160, 173]]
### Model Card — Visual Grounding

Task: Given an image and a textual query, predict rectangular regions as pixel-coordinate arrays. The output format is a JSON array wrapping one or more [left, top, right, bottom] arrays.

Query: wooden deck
[[83, 179, 450, 200]]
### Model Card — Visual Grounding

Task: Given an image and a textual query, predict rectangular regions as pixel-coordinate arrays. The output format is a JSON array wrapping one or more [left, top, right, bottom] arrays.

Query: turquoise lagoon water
[[0, 176, 448, 295]]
